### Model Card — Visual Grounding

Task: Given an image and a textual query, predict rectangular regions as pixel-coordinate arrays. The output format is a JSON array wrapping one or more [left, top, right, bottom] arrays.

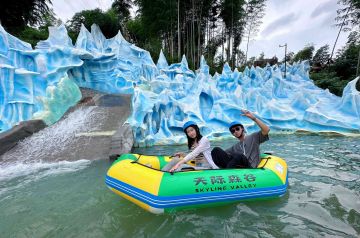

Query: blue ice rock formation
[[0, 24, 81, 131], [0, 23, 158, 132], [1, 23, 359, 147], [128, 55, 360, 146], [69, 24, 157, 94], [157, 49, 168, 70]]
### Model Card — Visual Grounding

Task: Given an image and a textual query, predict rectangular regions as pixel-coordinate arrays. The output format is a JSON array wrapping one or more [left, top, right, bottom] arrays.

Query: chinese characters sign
[[193, 174, 257, 193]]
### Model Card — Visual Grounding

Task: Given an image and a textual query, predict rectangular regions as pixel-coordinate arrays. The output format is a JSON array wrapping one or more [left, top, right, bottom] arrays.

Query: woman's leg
[[211, 147, 231, 168]]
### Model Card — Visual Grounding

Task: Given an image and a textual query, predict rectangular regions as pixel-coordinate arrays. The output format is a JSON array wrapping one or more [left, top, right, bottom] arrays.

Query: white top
[[183, 137, 219, 169]]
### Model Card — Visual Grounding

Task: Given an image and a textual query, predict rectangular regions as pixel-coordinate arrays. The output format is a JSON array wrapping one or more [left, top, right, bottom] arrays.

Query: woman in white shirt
[[162, 121, 219, 172]]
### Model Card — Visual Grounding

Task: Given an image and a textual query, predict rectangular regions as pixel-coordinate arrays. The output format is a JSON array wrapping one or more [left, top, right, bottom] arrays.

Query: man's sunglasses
[[230, 126, 242, 134]]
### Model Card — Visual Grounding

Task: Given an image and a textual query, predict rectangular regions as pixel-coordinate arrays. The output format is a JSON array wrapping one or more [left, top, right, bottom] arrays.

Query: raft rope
[[130, 154, 272, 171], [259, 156, 272, 170], [131, 154, 142, 164]]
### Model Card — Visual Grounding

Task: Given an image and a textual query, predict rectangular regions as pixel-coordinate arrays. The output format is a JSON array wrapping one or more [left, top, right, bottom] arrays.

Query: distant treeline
[[0, 0, 359, 95]]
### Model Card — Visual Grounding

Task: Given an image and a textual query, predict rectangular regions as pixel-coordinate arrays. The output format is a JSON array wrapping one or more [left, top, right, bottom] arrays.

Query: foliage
[[15, 27, 48, 47], [310, 33, 360, 96], [67, 8, 122, 41], [293, 44, 315, 63], [126, 17, 146, 44], [2, 0, 358, 95], [132, 0, 217, 69], [0, 0, 57, 47], [220, 0, 246, 65], [311, 70, 347, 96], [307, 0, 360, 95], [332, 41, 359, 81], [143, 37, 163, 63], [203, 35, 225, 64], [243, 0, 267, 62], [65, 1, 133, 42], [0, 0, 52, 34], [313, 44, 330, 65], [0, 1, 58, 48], [130, 0, 266, 71], [336, 0, 360, 31], [112, 0, 133, 20]]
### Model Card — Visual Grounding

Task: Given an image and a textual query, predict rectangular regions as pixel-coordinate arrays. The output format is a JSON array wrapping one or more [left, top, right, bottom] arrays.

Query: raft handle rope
[[259, 156, 272, 170], [130, 154, 180, 174], [131, 154, 142, 163], [131, 155, 168, 173], [130, 154, 272, 172]]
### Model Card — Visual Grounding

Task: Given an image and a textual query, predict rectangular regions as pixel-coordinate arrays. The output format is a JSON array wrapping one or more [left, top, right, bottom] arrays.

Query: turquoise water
[[1, 135, 359, 237]]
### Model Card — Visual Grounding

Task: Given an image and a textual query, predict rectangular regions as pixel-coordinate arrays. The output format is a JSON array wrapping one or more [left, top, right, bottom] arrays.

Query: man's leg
[[211, 147, 231, 168], [226, 154, 250, 168]]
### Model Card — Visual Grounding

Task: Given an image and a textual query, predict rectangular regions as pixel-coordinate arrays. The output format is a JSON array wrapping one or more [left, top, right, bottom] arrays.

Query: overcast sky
[[52, 0, 348, 60]]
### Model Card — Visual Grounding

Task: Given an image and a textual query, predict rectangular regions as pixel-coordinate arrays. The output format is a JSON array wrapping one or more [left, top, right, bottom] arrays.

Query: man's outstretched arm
[[242, 109, 270, 136]]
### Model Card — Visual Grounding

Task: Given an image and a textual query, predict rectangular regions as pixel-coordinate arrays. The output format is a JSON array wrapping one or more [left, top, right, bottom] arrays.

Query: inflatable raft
[[105, 153, 288, 214]]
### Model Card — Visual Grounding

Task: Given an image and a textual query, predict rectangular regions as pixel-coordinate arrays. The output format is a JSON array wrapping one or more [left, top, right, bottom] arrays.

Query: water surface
[[1, 134, 359, 237]]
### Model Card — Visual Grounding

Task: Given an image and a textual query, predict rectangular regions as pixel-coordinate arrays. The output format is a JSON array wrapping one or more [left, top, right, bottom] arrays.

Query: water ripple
[[0, 134, 359, 237]]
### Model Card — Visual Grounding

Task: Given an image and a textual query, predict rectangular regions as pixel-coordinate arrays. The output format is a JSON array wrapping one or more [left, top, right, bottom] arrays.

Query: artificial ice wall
[[0, 24, 359, 146]]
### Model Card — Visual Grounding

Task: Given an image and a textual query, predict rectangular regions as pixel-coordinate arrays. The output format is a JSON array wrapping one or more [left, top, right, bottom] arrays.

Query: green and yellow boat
[[105, 153, 288, 214]]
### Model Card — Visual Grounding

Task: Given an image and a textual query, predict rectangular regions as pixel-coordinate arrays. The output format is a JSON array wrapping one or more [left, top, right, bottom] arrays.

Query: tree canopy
[[336, 0, 360, 31], [1, 0, 359, 94], [313, 45, 330, 66], [292, 45, 315, 63], [0, 0, 52, 34], [67, 8, 122, 40]]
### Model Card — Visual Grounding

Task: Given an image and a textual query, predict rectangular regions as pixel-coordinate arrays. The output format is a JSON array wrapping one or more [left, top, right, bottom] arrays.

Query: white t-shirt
[[183, 137, 219, 169]]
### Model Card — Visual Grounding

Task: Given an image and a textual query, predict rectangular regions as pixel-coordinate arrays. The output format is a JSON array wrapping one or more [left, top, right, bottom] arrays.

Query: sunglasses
[[230, 126, 242, 134]]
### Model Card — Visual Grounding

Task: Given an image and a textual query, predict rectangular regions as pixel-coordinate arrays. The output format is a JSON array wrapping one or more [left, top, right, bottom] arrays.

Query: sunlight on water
[[0, 134, 359, 237]]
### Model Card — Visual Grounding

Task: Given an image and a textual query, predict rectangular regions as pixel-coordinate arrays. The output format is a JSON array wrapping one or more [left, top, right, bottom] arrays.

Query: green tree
[[313, 44, 330, 65], [112, 0, 133, 20], [127, 16, 163, 62], [132, 0, 218, 68], [67, 8, 121, 41], [0, 0, 52, 34], [293, 44, 315, 63], [111, 0, 133, 40], [130, 0, 267, 71], [336, 0, 360, 32], [220, 0, 246, 67], [236, 49, 246, 66], [243, 0, 266, 62], [333, 38, 360, 81], [311, 71, 345, 96], [0, 3, 58, 48], [133, 0, 178, 61], [126, 16, 146, 44], [311, 32, 360, 96]]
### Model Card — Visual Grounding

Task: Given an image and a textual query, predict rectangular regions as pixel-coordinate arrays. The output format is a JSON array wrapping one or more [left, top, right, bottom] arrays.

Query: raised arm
[[242, 109, 270, 136]]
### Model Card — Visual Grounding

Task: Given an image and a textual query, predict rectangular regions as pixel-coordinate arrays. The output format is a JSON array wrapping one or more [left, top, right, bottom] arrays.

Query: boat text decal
[[193, 174, 257, 193]]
